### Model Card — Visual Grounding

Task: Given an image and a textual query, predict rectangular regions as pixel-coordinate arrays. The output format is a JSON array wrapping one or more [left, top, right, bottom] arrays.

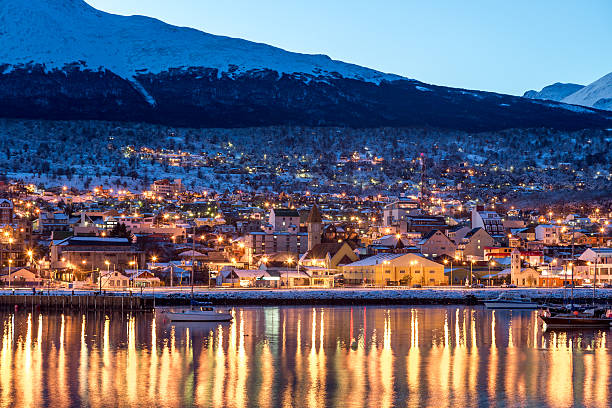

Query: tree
[[109, 223, 132, 242]]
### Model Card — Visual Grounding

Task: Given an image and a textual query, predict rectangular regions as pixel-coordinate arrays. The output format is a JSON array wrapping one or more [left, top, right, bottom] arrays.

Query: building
[[0, 267, 41, 286], [578, 248, 612, 284], [383, 199, 419, 226], [418, 229, 456, 258], [216, 267, 270, 287], [447, 225, 471, 244], [0, 199, 13, 224], [342, 253, 446, 286], [100, 270, 130, 289], [456, 227, 496, 261], [150, 179, 184, 196], [50, 236, 144, 275], [483, 247, 513, 261], [269, 208, 301, 232], [35, 211, 70, 234], [471, 206, 504, 236], [244, 206, 322, 265], [306, 205, 322, 251], [509, 248, 540, 287], [535, 224, 562, 245], [244, 225, 308, 264], [401, 215, 449, 234], [300, 241, 358, 270]]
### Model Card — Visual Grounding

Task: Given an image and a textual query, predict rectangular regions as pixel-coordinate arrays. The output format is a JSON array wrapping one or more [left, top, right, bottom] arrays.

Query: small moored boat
[[165, 306, 233, 322], [484, 292, 538, 309]]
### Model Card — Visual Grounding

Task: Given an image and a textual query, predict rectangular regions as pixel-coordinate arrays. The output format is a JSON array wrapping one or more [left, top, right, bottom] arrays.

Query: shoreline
[[1, 288, 610, 308]]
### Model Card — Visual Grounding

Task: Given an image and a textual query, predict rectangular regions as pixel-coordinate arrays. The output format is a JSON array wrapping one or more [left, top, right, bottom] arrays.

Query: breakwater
[[0, 288, 610, 309]]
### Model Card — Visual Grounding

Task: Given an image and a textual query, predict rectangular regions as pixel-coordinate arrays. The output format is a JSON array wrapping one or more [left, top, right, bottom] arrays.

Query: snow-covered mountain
[[0, 0, 610, 131], [523, 83, 584, 102], [562, 72, 612, 111], [0, 0, 399, 89]]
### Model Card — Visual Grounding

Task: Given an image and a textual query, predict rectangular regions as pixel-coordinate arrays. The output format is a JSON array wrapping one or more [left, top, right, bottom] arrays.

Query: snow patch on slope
[[129, 76, 156, 106], [0, 0, 403, 87]]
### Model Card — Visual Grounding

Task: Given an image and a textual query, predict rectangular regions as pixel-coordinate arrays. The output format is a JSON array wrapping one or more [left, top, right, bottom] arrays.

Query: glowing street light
[[285, 257, 294, 289]]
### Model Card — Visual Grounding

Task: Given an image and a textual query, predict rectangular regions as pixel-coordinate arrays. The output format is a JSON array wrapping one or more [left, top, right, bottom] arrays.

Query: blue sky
[[86, 0, 611, 96]]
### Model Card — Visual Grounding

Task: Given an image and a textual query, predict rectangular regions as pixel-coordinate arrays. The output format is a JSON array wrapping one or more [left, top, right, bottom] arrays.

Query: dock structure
[[0, 293, 155, 312]]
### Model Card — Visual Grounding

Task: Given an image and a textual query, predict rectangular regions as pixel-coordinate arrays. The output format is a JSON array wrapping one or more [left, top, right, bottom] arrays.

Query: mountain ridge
[[0, 0, 610, 131], [523, 82, 584, 102]]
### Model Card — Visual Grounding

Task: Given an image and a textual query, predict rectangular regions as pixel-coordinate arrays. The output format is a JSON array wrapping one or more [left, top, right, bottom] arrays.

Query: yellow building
[[342, 253, 447, 286]]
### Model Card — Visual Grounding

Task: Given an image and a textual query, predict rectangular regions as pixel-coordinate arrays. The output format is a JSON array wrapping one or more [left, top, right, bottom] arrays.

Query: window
[[429, 270, 435, 274], [400, 270, 405, 274], [385, 270, 390, 274]]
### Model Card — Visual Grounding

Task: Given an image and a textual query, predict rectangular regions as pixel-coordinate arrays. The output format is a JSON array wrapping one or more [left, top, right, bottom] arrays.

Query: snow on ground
[[2, 287, 611, 304]]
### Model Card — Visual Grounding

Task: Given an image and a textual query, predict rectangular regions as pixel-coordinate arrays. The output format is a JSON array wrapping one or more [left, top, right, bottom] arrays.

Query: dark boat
[[540, 308, 612, 329]]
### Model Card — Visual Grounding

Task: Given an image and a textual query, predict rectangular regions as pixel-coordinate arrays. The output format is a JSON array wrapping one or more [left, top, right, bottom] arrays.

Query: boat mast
[[191, 224, 195, 302], [593, 253, 597, 307], [570, 218, 575, 306]]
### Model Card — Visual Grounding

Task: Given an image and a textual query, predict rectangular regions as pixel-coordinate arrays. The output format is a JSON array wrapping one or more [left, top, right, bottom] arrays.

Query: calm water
[[0, 306, 610, 408]]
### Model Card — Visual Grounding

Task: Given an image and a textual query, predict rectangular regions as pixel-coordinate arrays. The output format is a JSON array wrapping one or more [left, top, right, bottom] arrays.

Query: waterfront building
[[50, 236, 144, 275], [509, 248, 540, 286], [578, 248, 612, 284], [342, 253, 446, 286]]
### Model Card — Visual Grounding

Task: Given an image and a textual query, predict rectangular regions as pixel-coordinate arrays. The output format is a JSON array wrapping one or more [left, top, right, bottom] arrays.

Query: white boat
[[165, 306, 233, 322], [484, 292, 538, 309]]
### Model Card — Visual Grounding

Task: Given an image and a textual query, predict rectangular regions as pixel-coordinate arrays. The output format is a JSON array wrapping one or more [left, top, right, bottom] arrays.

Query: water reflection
[[0, 306, 609, 407]]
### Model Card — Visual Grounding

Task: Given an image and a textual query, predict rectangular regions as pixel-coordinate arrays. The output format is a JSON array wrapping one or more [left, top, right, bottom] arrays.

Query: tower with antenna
[[419, 152, 428, 208]]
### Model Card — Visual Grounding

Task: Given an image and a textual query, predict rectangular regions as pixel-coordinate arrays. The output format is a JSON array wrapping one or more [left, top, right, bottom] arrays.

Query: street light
[[102, 260, 110, 292], [382, 260, 390, 287], [470, 259, 475, 287], [285, 257, 294, 288], [7, 259, 12, 289], [488, 260, 496, 286]]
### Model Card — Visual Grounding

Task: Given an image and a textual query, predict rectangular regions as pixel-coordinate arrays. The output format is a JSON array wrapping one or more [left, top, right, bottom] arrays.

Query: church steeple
[[307, 204, 322, 251]]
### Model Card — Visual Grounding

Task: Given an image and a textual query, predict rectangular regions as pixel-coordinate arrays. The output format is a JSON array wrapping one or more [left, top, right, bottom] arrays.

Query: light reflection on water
[[0, 306, 610, 408]]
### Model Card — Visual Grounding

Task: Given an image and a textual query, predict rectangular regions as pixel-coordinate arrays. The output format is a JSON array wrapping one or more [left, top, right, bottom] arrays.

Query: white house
[[100, 271, 130, 289], [578, 248, 612, 284], [216, 267, 270, 287], [471, 206, 504, 236], [535, 224, 562, 245]]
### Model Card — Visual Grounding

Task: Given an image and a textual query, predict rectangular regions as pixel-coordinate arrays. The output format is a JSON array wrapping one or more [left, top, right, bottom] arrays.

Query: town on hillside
[[0, 178, 610, 291]]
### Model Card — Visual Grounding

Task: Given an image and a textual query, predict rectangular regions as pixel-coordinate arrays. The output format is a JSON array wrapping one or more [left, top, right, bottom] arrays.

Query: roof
[[57, 236, 131, 246], [304, 242, 345, 259], [306, 204, 322, 223], [272, 208, 300, 217], [420, 229, 450, 243], [221, 268, 270, 279], [178, 250, 205, 257], [464, 227, 490, 240], [344, 253, 405, 267], [0, 199, 13, 208]]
